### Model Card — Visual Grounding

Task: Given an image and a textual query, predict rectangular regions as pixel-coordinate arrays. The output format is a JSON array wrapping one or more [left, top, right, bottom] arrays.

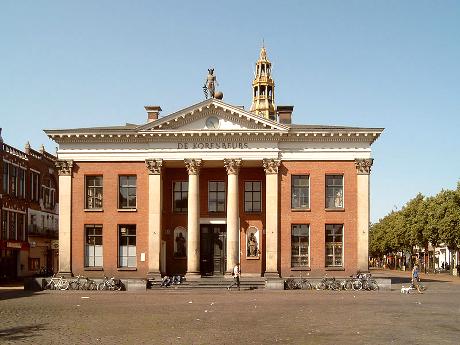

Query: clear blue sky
[[1, 1, 459, 222]]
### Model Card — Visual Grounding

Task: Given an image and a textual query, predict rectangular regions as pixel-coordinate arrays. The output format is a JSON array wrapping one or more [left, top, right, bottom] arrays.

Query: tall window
[[86, 176, 103, 209], [17, 213, 25, 241], [291, 224, 310, 267], [30, 171, 40, 202], [325, 224, 343, 267], [119, 176, 137, 209], [10, 165, 17, 196], [119, 225, 136, 267], [3, 162, 9, 194], [326, 175, 344, 209], [208, 181, 225, 212], [173, 181, 188, 212], [1, 210, 7, 240], [9, 212, 16, 240], [18, 168, 25, 198], [85, 225, 103, 267], [291, 175, 309, 209], [244, 181, 261, 212]]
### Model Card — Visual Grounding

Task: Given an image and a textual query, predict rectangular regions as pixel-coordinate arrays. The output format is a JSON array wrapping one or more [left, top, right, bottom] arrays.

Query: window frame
[[173, 180, 188, 213], [244, 180, 262, 213], [325, 224, 344, 267], [291, 175, 310, 210], [85, 225, 103, 267], [291, 224, 310, 268], [325, 175, 344, 209], [118, 175, 137, 210], [118, 225, 137, 268], [2, 161, 9, 194], [208, 181, 226, 213], [85, 175, 104, 210]]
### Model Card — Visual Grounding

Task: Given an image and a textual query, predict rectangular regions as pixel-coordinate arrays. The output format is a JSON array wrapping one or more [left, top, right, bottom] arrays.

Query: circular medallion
[[205, 116, 220, 129]]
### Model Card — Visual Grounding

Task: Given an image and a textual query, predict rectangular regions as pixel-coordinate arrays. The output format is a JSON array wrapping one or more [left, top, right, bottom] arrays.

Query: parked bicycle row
[[42, 274, 124, 291], [285, 273, 379, 291]]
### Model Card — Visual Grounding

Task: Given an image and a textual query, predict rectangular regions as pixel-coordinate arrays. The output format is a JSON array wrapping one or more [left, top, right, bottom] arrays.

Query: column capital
[[263, 158, 281, 175], [145, 159, 163, 175], [224, 158, 242, 175], [355, 158, 374, 175], [55, 160, 73, 176], [184, 159, 202, 175]]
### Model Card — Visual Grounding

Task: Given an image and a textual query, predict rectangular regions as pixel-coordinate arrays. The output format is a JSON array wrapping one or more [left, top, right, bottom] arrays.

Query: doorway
[[200, 224, 227, 276]]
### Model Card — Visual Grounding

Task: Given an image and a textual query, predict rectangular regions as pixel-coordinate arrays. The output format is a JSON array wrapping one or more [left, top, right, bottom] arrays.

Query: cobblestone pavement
[[1, 272, 460, 345]]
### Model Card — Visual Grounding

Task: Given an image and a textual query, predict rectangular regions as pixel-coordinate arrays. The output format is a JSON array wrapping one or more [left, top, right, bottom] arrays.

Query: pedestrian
[[228, 263, 240, 291], [411, 264, 423, 294]]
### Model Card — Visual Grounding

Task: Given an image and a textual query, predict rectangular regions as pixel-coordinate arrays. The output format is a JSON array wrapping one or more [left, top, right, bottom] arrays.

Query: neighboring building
[[45, 48, 383, 280], [0, 129, 58, 279]]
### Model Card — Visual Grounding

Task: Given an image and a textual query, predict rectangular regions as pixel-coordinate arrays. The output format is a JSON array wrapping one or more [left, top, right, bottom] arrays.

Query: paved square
[[1, 272, 459, 345]]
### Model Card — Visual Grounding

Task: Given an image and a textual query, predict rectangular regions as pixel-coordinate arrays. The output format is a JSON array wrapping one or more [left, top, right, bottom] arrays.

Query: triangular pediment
[[137, 99, 288, 132]]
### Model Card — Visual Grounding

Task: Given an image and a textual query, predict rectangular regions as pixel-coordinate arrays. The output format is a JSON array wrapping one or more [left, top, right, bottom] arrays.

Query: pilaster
[[355, 158, 373, 272], [55, 160, 73, 276]]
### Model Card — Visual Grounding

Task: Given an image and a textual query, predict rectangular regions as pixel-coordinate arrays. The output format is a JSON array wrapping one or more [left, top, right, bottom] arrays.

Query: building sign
[[177, 142, 249, 150], [7, 242, 22, 249], [51, 240, 59, 250]]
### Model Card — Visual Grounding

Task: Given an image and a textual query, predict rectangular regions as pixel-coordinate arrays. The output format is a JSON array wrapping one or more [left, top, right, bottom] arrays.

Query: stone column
[[184, 159, 202, 279], [146, 159, 163, 279], [224, 158, 242, 275], [263, 158, 281, 277], [355, 158, 373, 272], [55, 160, 73, 276]]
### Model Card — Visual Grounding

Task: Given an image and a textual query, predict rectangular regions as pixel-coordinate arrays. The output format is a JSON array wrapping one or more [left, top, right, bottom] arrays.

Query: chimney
[[277, 105, 294, 124], [145, 106, 162, 123]]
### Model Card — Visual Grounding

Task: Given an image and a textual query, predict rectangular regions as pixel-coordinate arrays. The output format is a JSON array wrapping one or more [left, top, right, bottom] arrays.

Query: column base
[[147, 271, 162, 281], [57, 271, 73, 278], [264, 271, 280, 278], [185, 272, 201, 281]]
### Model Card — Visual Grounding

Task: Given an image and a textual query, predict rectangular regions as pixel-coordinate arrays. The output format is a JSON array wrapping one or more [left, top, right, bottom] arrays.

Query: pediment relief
[[137, 99, 288, 133]]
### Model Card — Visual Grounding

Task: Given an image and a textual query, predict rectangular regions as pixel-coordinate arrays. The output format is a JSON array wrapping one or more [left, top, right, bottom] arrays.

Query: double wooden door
[[200, 224, 227, 276]]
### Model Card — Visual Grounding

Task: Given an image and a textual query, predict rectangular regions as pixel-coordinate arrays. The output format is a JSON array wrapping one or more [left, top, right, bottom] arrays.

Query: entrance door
[[200, 225, 227, 276]]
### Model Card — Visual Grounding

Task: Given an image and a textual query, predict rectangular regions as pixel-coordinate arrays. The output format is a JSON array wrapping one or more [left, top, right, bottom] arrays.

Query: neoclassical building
[[45, 48, 383, 280]]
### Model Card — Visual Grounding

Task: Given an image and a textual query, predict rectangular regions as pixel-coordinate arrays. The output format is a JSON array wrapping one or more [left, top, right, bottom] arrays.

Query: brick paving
[[1, 270, 460, 345]]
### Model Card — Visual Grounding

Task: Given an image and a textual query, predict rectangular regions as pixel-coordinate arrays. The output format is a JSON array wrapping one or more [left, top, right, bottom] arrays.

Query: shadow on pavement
[[0, 324, 47, 342], [0, 289, 36, 301]]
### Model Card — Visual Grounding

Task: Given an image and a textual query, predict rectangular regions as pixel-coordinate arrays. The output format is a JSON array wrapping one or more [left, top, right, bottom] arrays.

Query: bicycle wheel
[[316, 282, 326, 290], [369, 280, 379, 291], [89, 281, 98, 290], [344, 280, 353, 291], [331, 281, 341, 291], [287, 279, 296, 290], [419, 284, 427, 291], [98, 282, 107, 291], [46, 281, 55, 290], [59, 280, 70, 290], [300, 280, 312, 290], [69, 281, 78, 290], [352, 280, 362, 291]]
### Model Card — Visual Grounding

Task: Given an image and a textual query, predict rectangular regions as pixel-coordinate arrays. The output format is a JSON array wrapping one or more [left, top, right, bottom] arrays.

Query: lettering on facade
[[177, 142, 249, 150]]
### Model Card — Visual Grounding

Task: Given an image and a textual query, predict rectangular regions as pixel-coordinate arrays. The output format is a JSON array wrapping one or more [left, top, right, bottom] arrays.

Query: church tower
[[250, 45, 276, 121]]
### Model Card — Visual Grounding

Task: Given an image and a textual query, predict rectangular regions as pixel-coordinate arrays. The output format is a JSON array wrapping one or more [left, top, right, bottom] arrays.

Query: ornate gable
[[137, 99, 288, 133]]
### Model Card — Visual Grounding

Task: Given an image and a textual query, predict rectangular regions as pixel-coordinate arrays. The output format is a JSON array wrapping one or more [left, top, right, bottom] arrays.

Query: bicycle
[[98, 276, 123, 291], [44, 274, 70, 290], [316, 275, 341, 291], [285, 276, 312, 290]]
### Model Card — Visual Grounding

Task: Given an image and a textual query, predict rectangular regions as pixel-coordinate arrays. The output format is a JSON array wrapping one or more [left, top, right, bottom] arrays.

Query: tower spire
[[250, 45, 276, 121]]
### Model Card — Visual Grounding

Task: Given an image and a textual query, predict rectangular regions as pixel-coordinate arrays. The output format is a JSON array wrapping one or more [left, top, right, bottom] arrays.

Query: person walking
[[228, 263, 240, 291], [411, 263, 423, 294]]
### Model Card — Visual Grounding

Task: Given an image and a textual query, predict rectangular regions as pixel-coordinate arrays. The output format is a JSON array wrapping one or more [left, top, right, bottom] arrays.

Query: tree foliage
[[369, 182, 460, 258]]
